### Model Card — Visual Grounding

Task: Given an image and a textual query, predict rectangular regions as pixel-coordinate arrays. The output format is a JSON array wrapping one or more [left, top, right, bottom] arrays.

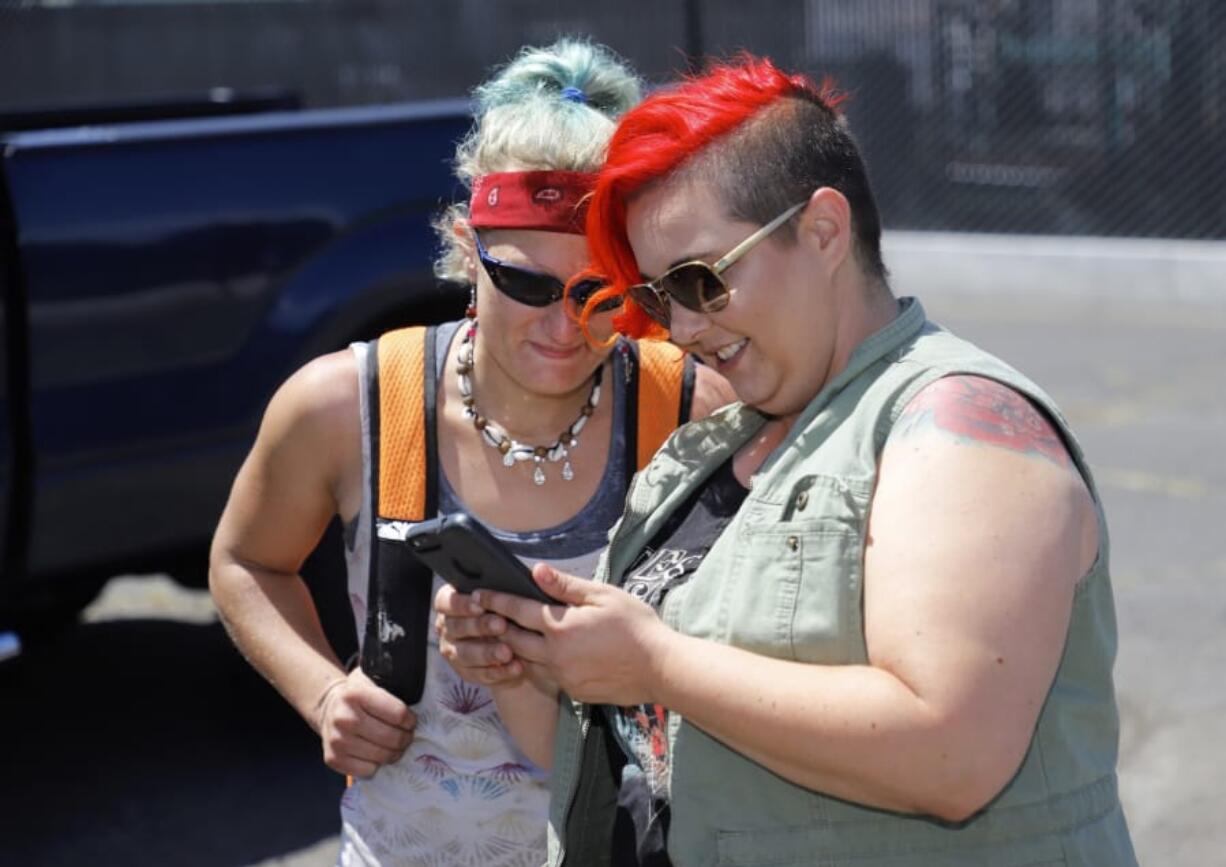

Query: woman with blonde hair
[[209, 39, 731, 866]]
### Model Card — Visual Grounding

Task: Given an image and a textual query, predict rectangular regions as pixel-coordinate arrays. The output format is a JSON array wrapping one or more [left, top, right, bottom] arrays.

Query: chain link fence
[[3, 0, 1223, 241]]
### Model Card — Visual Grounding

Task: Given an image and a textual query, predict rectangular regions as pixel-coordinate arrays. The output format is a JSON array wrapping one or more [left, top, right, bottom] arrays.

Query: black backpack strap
[[621, 341, 642, 493], [359, 325, 439, 705], [423, 326, 440, 514], [620, 339, 696, 491], [678, 355, 696, 425]]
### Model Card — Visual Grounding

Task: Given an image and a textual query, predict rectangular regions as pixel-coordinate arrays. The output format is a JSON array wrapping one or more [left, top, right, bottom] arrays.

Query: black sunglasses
[[473, 232, 619, 312], [627, 201, 806, 330]]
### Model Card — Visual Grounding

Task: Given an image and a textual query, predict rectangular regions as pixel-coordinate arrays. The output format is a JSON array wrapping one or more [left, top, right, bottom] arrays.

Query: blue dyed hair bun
[[432, 38, 642, 284]]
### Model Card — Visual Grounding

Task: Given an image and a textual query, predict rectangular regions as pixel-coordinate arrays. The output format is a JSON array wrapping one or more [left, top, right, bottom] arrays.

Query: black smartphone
[[403, 512, 560, 604]]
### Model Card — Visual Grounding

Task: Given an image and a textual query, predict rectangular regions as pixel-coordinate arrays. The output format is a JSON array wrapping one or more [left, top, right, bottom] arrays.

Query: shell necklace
[[456, 320, 601, 486]]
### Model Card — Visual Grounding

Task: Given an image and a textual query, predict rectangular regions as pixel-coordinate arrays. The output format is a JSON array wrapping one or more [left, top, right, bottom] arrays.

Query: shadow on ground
[[0, 617, 342, 866]]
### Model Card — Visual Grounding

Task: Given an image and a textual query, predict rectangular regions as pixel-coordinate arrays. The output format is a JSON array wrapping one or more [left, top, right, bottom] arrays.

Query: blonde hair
[[432, 38, 641, 283]]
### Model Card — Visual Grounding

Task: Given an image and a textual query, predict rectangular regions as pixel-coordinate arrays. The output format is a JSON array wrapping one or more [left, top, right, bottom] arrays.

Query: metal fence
[[3, 0, 1223, 241]]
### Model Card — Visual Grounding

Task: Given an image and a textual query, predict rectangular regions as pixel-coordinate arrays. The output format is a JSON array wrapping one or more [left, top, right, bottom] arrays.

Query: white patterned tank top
[[337, 320, 631, 866]]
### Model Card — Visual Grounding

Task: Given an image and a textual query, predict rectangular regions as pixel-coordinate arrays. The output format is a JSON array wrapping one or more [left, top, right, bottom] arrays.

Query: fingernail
[[471, 591, 484, 608]]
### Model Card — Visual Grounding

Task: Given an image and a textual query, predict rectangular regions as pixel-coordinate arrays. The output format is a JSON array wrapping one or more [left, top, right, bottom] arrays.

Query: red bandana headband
[[469, 170, 597, 235]]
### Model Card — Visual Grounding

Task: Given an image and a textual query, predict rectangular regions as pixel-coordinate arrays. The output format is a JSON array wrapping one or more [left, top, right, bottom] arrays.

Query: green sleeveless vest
[[547, 298, 1136, 866]]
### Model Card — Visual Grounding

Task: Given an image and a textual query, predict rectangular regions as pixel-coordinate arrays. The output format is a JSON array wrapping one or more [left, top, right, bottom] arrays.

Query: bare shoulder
[[888, 375, 1072, 469], [689, 362, 738, 421], [212, 349, 364, 570], [875, 374, 1098, 581], [254, 349, 364, 510], [263, 349, 362, 441]]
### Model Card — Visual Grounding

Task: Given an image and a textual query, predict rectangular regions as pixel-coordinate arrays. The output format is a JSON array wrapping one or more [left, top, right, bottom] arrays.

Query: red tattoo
[[894, 376, 1071, 467]]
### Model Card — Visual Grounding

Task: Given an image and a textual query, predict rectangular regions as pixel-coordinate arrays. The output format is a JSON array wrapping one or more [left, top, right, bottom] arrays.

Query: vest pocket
[[726, 476, 868, 664], [714, 824, 1067, 866]]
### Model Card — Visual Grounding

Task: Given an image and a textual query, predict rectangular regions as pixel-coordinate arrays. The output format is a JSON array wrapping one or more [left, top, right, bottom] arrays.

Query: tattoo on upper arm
[[891, 376, 1071, 467]]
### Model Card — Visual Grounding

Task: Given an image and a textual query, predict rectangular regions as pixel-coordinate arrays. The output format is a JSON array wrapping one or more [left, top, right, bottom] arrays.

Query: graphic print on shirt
[[617, 544, 696, 803], [622, 546, 704, 609], [623, 702, 672, 798], [614, 459, 750, 810]]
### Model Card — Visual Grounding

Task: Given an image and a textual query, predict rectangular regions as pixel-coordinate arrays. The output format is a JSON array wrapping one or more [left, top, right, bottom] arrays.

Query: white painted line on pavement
[[1092, 465, 1212, 500]]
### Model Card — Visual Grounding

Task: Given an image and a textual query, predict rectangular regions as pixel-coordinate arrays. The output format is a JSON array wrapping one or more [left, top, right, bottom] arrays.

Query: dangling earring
[[466, 284, 477, 320]]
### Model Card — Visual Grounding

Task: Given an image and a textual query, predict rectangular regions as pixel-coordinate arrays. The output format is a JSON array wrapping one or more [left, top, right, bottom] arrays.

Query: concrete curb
[[883, 232, 1226, 304]]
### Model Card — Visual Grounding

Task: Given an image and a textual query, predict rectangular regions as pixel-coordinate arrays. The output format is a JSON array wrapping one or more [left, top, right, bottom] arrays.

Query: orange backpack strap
[[633, 340, 695, 471], [374, 326, 430, 521], [359, 325, 439, 706]]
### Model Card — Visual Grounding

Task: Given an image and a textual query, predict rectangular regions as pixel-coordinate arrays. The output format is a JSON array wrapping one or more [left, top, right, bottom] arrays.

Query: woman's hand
[[474, 563, 672, 706], [316, 667, 416, 779], [435, 582, 535, 687], [435, 580, 563, 769]]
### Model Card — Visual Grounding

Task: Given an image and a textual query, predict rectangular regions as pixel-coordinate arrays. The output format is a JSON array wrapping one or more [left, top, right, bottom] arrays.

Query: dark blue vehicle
[[0, 95, 470, 629]]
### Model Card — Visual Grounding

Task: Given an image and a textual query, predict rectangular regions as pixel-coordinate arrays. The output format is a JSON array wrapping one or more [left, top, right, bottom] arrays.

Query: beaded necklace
[[456, 320, 601, 486]]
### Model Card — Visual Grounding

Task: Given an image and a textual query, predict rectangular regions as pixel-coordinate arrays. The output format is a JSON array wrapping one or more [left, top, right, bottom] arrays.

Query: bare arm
[[481, 376, 1099, 820], [209, 351, 415, 778]]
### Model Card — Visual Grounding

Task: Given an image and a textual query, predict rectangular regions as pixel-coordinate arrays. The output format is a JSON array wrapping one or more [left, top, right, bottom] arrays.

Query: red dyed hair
[[574, 55, 847, 341]]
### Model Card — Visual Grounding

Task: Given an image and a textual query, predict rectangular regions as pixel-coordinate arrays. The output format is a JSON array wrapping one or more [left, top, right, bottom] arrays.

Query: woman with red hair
[[438, 55, 1136, 866]]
